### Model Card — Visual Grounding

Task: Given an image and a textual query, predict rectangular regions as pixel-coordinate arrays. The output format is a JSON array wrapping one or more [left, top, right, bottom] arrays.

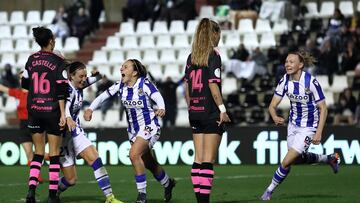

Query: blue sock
[[58, 176, 74, 193], [135, 174, 147, 194], [92, 158, 113, 197], [154, 170, 170, 188], [267, 165, 290, 192]]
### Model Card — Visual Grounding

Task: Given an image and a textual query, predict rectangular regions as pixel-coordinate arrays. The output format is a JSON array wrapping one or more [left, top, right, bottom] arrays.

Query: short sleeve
[[208, 51, 222, 83], [274, 75, 288, 98], [310, 78, 325, 103], [8, 88, 21, 99], [143, 79, 159, 96]]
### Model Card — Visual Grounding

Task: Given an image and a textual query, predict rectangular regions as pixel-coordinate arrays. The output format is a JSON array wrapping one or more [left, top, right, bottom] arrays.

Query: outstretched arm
[[82, 70, 102, 89]]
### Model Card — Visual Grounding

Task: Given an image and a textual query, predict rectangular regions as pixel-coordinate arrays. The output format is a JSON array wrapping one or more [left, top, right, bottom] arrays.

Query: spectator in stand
[[355, 92, 360, 127], [122, 0, 149, 25], [149, 73, 184, 128], [231, 43, 249, 61], [96, 75, 114, 119], [159, 0, 196, 26], [304, 39, 321, 74], [326, 8, 345, 50], [341, 40, 360, 73], [251, 47, 268, 76], [1, 64, 19, 88], [89, 0, 104, 32], [50, 5, 70, 41], [72, 7, 91, 47], [317, 39, 339, 85], [333, 88, 357, 125]]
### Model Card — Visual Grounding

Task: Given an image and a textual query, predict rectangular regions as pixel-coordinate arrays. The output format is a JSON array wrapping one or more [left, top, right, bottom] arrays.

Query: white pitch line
[[0, 172, 321, 188]]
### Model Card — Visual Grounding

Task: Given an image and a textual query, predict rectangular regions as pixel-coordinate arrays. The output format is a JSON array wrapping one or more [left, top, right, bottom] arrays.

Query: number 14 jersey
[[184, 50, 222, 120]]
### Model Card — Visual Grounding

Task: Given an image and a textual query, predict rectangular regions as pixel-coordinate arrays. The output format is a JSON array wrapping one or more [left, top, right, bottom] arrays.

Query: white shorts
[[287, 122, 315, 154], [128, 124, 160, 148], [60, 125, 92, 167]]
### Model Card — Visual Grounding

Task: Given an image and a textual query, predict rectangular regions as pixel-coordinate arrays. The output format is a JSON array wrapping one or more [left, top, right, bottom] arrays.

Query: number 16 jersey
[[184, 50, 222, 120]]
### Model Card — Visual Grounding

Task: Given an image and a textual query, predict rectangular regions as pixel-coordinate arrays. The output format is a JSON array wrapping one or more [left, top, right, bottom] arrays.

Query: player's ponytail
[[130, 59, 147, 77], [32, 26, 54, 48], [291, 49, 317, 68]]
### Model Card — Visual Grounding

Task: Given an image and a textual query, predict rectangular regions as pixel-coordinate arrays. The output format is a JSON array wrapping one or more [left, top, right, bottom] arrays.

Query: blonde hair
[[290, 49, 317, 68], [191, 18, 221, 67]]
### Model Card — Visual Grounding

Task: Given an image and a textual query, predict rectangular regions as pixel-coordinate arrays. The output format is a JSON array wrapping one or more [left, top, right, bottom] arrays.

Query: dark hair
[[68, 61, 86, 75], [32, 26, 54, 48], [130, 59, 147, 77]]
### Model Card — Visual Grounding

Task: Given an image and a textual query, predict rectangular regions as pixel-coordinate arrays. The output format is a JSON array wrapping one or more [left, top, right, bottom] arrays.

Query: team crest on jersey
[[305, 88, 311, 94], [214, 68, 221, 78], [138, 88, 144, 96]]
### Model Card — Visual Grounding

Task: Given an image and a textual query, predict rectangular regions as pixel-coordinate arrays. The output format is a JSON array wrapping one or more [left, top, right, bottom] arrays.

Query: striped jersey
[[65, 75, 101, 131], [89, 77, 164, 135], [274, 71, 325, 128]]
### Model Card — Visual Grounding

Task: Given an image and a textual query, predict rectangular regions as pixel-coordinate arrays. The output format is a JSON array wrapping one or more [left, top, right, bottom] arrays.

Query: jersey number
[[190, 69, 203, 92], [32, 72, 50, 94]]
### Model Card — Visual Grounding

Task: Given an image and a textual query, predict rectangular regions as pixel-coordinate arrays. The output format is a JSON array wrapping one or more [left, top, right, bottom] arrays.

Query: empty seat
[[126, 50, 142, 61], [224, 32, 240, 48], [26, 10, 41, 25], [169, 20, 185, 34], [243, 33, 259, 50], [0, 25, 11, 38], [324, 91, 335, 106], [218, 47, 229, 63], [122, 36, 138, 50], [116, 21, 134, 36], [0, 11, 8, 25], [186, 19, 199, 34], [176, 109, 189, 127], [15, 39, 31, 52], [199, 5, 215, 19], [305, 2, 320, 18], [177, 49, 190, 65], [358, 1, 360, 12], [88, 50, 108, 66], [238, 19, 254, 34], [173, 35, 189, 48], [255, 19, 272, 34], [339, 1, 354, 17], [156, 35, 172, 48], [142, 49, 159, 64], [160, 49, 176, 64], [12, 25, 28, 39], [42, 10, 56, 25], [147, 64, 163, 80], [152, 21, 168, 35], [259, 32, 276, 49], [136, 21, 151, 35], [3, 97, 17, 113], [0, 39, 13, 53], [0, 53, 16, 67], [9, 11, 25, 25], [163, 63, 181, 80], [108, 50, 125, 65], [31, 41, 41, 52], [16, 52, 30, 67], [319, 1, 335, 18], [98, 65, 112, 78], [278, 96, 290, 110], [103, 109, 121, 127], [0, 112, 6, 126], [103, 36, 121, 50], [54, 37, 63, 50], [139, 35, 155, 49], [63, 37, 80, 52], [272, 19, 289, 35], [316, 75, 330, 90], [222, 77, 237, 96], [330, 75, 348, 92]]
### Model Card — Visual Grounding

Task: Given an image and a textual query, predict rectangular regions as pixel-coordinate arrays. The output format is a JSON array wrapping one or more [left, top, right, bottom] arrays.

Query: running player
[[260, 50, 340, 201], [84, 59, 176, 203], [184, 18, 231, 203], [57, 62, 123, 203], [22, 27, 68, 203]]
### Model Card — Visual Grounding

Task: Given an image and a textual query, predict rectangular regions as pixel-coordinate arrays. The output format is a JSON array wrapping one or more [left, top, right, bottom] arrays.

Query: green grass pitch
[[0, 165, 359, 203]]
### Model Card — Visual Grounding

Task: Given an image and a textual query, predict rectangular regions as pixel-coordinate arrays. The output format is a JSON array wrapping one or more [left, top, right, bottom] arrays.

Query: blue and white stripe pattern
[[92, 158, 112, 196], [274, 71, 325, 128], [107, 77, 161, 135], [272, 166, 290, 185]]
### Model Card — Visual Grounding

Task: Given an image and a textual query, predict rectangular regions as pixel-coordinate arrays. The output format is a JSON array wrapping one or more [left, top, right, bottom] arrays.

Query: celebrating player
[[184, 18, 231, 203], [57, 62, 123, 203], [84, 59, 176, 203], [22, 27, 68, 203], [260, 50, 340, 201]]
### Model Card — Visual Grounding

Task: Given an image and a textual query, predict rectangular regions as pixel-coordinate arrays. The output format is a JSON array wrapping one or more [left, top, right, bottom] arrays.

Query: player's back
[[185, 51, 222, 120], [25, 51, 66, 116]]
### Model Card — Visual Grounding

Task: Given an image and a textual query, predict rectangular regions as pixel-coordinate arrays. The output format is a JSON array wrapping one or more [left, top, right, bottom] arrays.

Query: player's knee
[[129, 151, 141, 162], [66, 176, 77, 185]]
